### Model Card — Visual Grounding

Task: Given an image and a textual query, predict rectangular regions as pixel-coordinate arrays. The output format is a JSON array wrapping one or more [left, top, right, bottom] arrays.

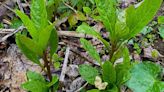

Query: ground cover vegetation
[[0, 0, 164, 92]]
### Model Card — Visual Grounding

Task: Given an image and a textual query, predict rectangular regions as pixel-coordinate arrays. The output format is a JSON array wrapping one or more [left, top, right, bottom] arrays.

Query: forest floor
[[0, 0, 164, 92]]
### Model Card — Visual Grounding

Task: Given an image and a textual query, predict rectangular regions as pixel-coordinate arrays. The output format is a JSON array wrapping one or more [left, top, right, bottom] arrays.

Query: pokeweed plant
[[15, 0, 59, 92], [77, 0, 163, 92]]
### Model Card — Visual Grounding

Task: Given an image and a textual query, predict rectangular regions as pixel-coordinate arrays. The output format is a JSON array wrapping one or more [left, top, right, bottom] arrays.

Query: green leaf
[[16, 34, 40, 64], [47, 75, 58, 87], [104, 84, 118, 92], [38, 24, 53, 50], [16, 34, 43, 56], [126, 62, 163, 92], [26, 71, 45, 82], [53, 53, 63, 62], [54, 62, 60, 70], [83, 7, 91, 15], [21, 80, 49, 92], [79, 64, 99, 85], [77, 24, 101, 37], [52, 80, 59, 91], [77, 24, 109, 49], [110, 44, 126, 63], [76, 11, 87, 21], [140, 26, 152, 35], [0, 23, 4, 28], [68, 14, 78, 27], [22, 71, 48, 92], [10, 18, 22, 28], [15, 10, 38, 40], [89, 0, 95, 4], [95, 0, 117, 39], [115, 64, 131, 86], [30, 0, 48, 30], [102, 61, 116, 84], [47, 0, 60, 20], [158, 16, 164, 24], [115, 47, 131, 86], [80, 38, 101, 64], [126, 0, 162, 39], [158, 25, 164, 39], [87, 89, 99, 92], [49, 29, 59, 57], [114, 11, 130, 42], [68, 11, 86, 26], [158, 82, 164, 91], [122, 47, 130, 64]]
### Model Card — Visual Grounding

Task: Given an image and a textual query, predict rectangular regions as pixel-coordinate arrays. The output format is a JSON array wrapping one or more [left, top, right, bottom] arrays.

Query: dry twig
[[0, 26, 24, 43], [59, 46, 70, 82], [74, 82, 88, 92], [0, 29, 87, 38]]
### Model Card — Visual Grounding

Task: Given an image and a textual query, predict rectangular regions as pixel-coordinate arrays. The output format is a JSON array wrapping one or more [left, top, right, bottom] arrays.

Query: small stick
[[58, 31, 85, 38], [0, 2, 15, 13], [59, 46, 70, 82], [0, 29, 15, 34], [17, 0, 24, 13], [75, 82, 88, 92], [0, 26, 24, 43], [62, 1, 77, 13], [23, 0, 30, 7], [0, 29, 87, 38], [62, 39, 81, 48]]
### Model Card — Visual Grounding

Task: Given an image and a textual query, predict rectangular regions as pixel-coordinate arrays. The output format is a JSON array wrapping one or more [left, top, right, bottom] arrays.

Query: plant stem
[[43, 52, 53, 92], [43, 52, 52, 80], [110, 43, 117, 63]]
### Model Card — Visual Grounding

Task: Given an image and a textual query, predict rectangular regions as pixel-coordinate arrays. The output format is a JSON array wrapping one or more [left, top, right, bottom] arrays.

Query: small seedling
[[15, 0, 59, 92]]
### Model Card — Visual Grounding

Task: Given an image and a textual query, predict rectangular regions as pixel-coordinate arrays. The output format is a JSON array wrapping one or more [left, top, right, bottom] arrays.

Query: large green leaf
[[95, 0, 117, 40], [15, 10, 38, 41], [22, 71, 48, 92], [38, 24, 53, 50], [102, 61, 116, 84], [49, 29, 59, 57], [30, 0, 48, 30], [126, 62, 163, 92], [22, 80, 48, 92], [76, 24, 109, 48], [126, 0, 162, 40], [79, 64, 99, 85], [16, 34, 43, 56], [16, 34, 40, 64], [80, 38, 101, 65], [114, 11, 130, 42]]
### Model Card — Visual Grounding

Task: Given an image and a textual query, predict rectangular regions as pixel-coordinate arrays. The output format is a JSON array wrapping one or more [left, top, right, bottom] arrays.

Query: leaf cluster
[[77, 0, 163, 91], [15, 0, 59, 91]]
